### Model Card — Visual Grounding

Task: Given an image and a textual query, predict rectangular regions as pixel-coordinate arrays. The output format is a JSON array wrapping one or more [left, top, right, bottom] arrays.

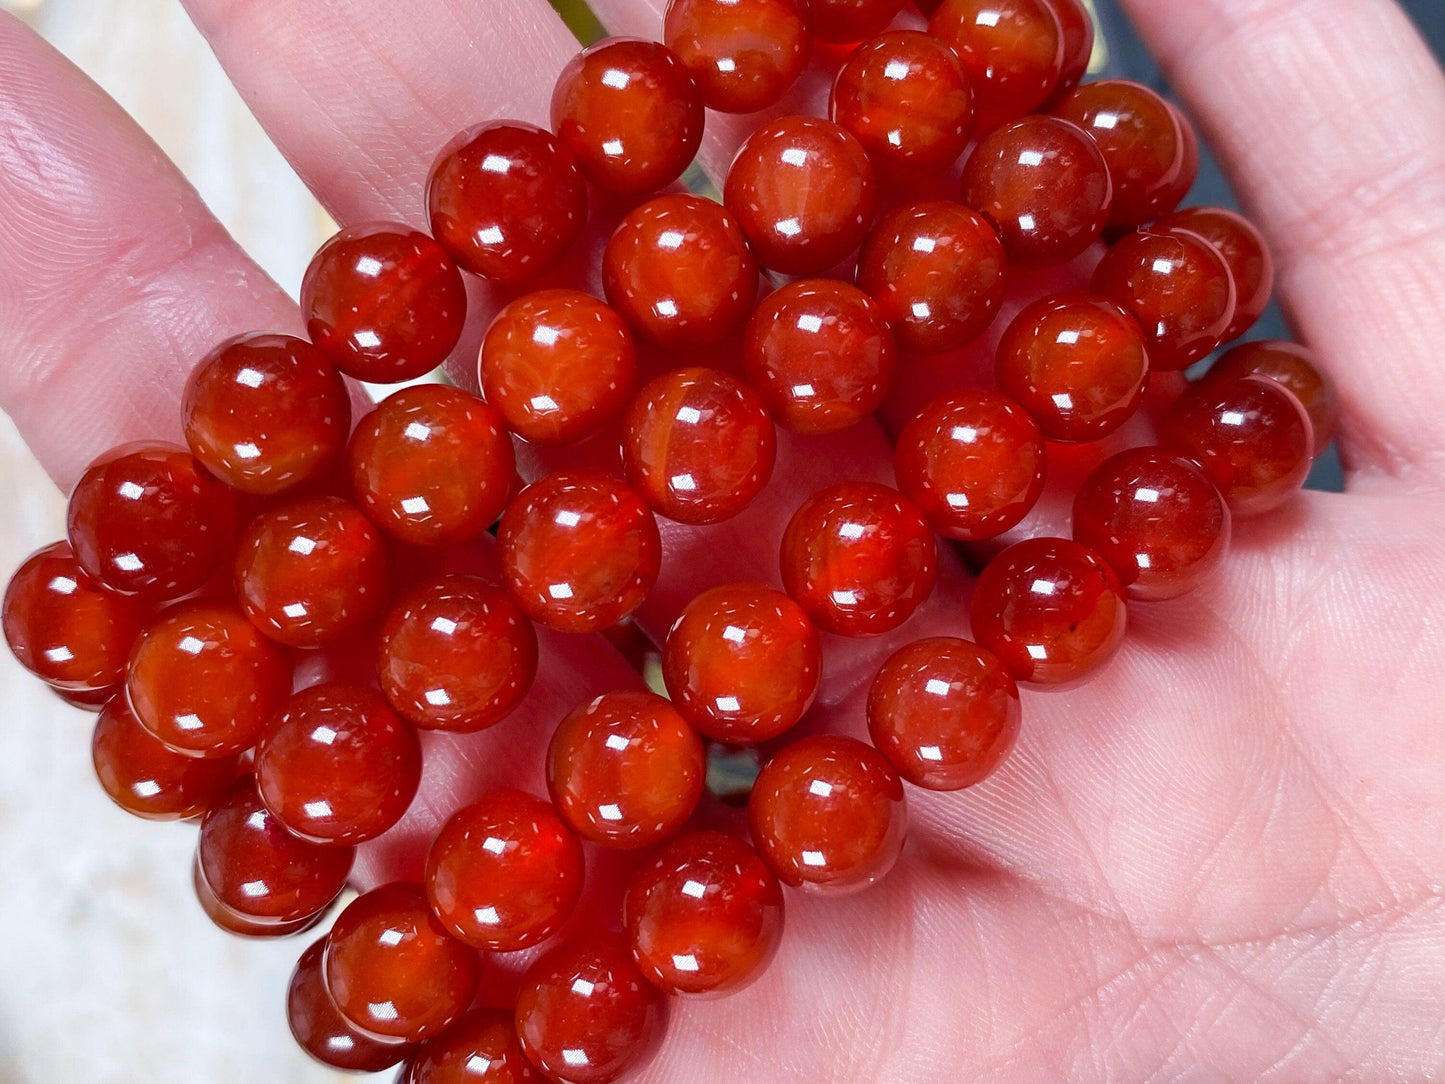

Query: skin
[[2, 0, 1445, 1078]]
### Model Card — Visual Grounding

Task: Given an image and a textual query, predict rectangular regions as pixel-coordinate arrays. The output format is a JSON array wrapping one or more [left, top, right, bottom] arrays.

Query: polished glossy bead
[[780, 482, 938, 636], [191, 852, 331, 939], [427, 121, 588, 284], [288, 938, 412, 1073], [855, 201, 1007, 352], [830, 30, 974, 175], [1164, 102, 1200, 212], [868, 637, 1020, 789], [127, 600, 293, 759], [67, 443, 236, 600], [1161, 375, 1313, 517], [1044, 0, 1093, 98], [1092, 226, 1236, 371], [547, 689, 705, 849], [1073, 448, 1230, 600], [498, 472, 661, 633], [725, 116, 877, 275], [663, 0, 809, 114], [326, 883, 481, 1044], [183, 333, 351, 495], [1205, 340, 1339, 452], [969, 537, 1126, 684], [894, 390, 1046, 540], [960, 115, 1112, 267], [92, 696, 237, 820], [602, 194, 758, 350], [409, 1007, 538, 1084], [748, 735, 906, 893], [235, 496, 389, 648], [624, 830, 784, 996], [810, 0, 904, 42], [994, 294, 1149, 443], [929, 0, 1064, 130], [378, 576, 537, 733], [1159, 207, 1273, 343], [425, 789, 585, 952], [349, 385, 514, 547], [551, 38, 704, 195], [480, 290, 637, 446]]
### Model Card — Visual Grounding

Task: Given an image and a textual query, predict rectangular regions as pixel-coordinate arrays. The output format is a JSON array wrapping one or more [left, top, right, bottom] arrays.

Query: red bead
[[741, 279, 896, 435], [1159, 207, 1273, 343], [1205, 340, 1339, 451], [960, 115, 1112, 267], [480, 290, 637, 446], [662, 582, 821, 743], [602, 194, 758, 349], [516, 935, 667, 1084], [929, 0, 1064, 130], [830, 30, 975, 175], [547, 689, 705, 850], [235, 496, 389, 647], [868, 637, 1021, 789], [623, 830, 784, 996], [663, 0, 810, 114], [551, 38, 704, 195], [67, 443, 236, 600], [809, 0, 904, 42], [425, 789, 585, 951], [409, 1007, 538, 1084], [994, 294, 1149, 443], [1073, 448, 1231, 600], [748, 734, 906, 894], [127, 600, 293, 759], [183, 333, 351, 495], [780, 482, 938, 636], [855, 201, 1008, 352], [1092, 226, 1236, 371], [969, 537, 1126, 684], [288, 938, 411, 1073], [894, 390, 1046, 540], [498, 471, 661, 633], [725, 116, 878, 275], [349, 385, 514, 547], [325, 883, 481, 1044], [1044, 0, 1093, 99], [1165, 102, 1201, 212], [378, 575, 537, 733], [427, 121, 588, 284], [92, 696, 237, 820]]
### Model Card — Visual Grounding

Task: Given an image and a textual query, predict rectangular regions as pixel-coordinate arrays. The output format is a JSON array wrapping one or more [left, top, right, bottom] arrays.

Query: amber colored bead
[[749, 735, 906, 893], [1165, 102, 1200, 212], [830, 30, 975, 175], [127, 600, 293, 759], [425, 789, 584, 952], [289, 938, 412, 1073], [855, 201, 1008, 353], [349, 385, 514, 547], [1092, 227, 1236, 371], [969, 537, 1126, 684], [1044, 0, 1093, 98], [1161, 375, 1313, 517], [515, 932, 668, 1084], [480, 290, 637, 446], [725, 116, 878, 275], [326, 883, 481, 1044], [994, 294, 1149, 443], [378, 576, 537, 733], [191, 853, 328, 939], [427, 121, 588, 284], [663, 0, 809, 114], [602, 194, 758, 350], [1073, 448, 1231, 600], [810, 0, 904, 42], [67, 443, 236, 600], [235, 496, 389, 648], [894, 390, 1046, 541], [547, 689, 705, 850], [409, 1007, 538, 1084], [929, 0, 1064, 130], [960, 116, 1112, 267], [498, 471, 661, 633], [1159, 207, 1273, 343], [551, 38, 704, 195], [182, 333, 351, 495], [92, 697, 237, 820], [1206, 340, 1339, 452]]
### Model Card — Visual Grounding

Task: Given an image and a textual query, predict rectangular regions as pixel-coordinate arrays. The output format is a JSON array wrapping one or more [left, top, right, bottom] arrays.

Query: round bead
[[498, 471, 661, 633], [288, 938, 411, 1073], [663, 0, 809, 114], [547, 689, 705, 850], [894, 390, 1046, 540], [1205, 340, 1338, 451], [809, 0, 904, 42], [867, 637, 1021, 790], [182, 333, 351, 495], [749, 735, 906, 894], [1166, 102, 1201, 212], [855, 201, 1008, 353], [409, 1007, 538, 1084], [1159, 207, 1273, 343], [551, 38, 704, 195], [424, 789, 585, 952], [427, 121, 587, 284], [969, 537, 1126, 685], [929, 0, 1064, 130], [191, 852, 328, 939], [725, 116, 878, 275], [92, 696, 237, 820], [1044, 0, 1093, 99]]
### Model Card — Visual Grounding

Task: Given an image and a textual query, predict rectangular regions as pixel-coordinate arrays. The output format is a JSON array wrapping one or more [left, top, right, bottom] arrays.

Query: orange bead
[[288, 938, 412, 1073], [1159, 206, 1273, 343], [92, 696, 238, 821], [663, 0, 810, 114], [929, 0, 1064, 130], [408, 1007, 538, 1084], [1043, 0, 1093, 99], [1204, 340, 1338, 452]]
